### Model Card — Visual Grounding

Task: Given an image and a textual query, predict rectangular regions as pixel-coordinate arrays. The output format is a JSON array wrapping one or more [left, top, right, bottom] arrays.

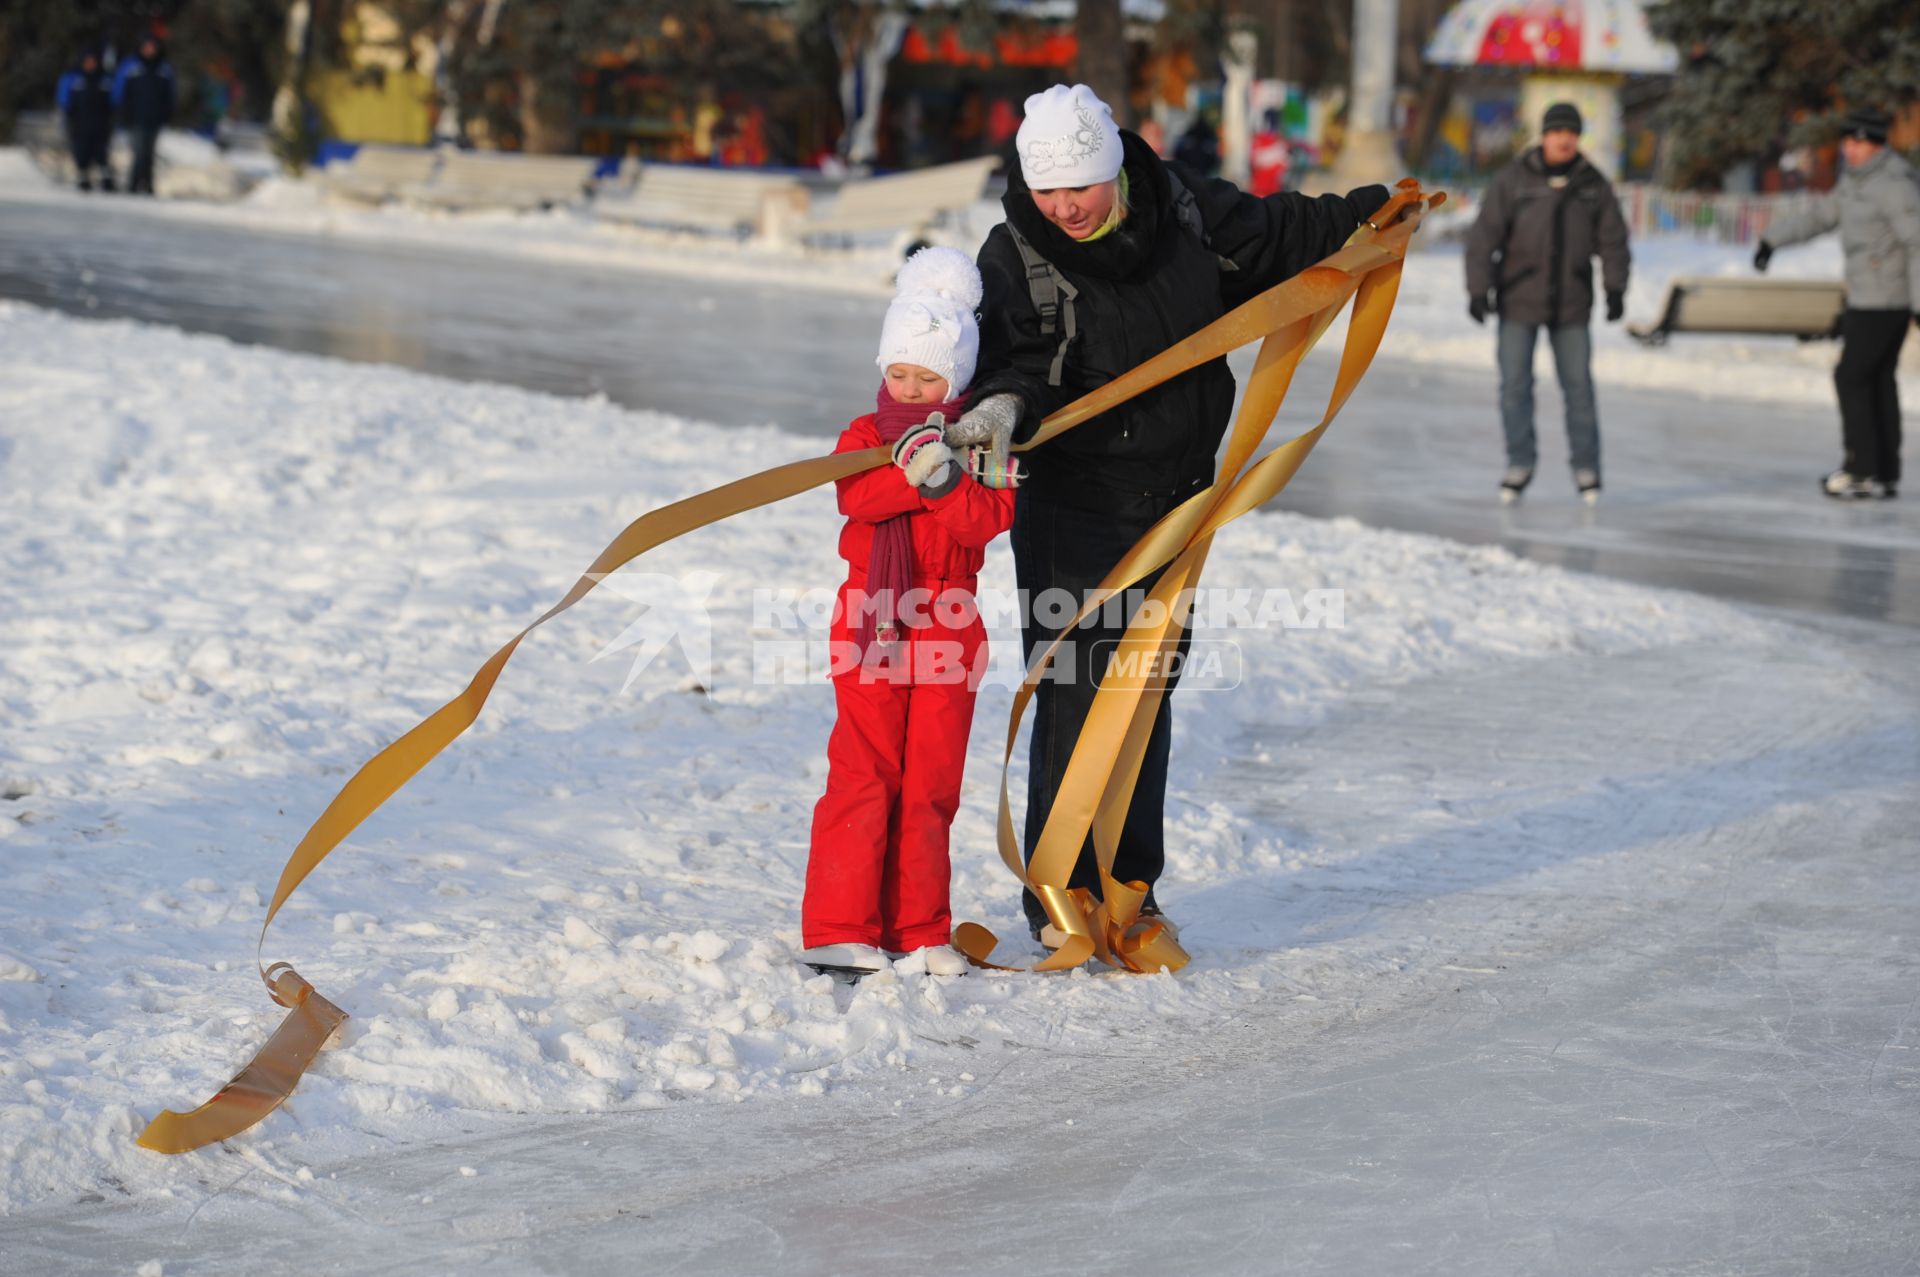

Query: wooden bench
[[800, 156, 999, 243], [404, 150, 599, 211], [593, 163, 809, 240], [1629, 276, 1846, 345], [323, 146, 439, 205]]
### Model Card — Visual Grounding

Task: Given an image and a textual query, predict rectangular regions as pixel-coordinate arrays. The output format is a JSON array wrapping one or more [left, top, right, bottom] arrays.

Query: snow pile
[[0, 302, 1757, 1210], [0, 145, 52, 191], [0, 146, 904, 296]]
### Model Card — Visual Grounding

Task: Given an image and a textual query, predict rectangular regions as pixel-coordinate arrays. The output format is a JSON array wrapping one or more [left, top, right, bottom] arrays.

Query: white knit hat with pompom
[[876, 246, 984, 397]]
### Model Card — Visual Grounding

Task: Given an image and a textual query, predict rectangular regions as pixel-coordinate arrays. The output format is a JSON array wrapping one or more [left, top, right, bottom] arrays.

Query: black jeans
[[1835, 308, 1910, 484], [68, 128, 110, 187], [129, 124, 161, 194], [1010, 490, 1193, 930]]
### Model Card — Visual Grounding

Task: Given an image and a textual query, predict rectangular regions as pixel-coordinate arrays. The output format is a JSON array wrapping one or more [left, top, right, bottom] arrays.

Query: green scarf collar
[[1075, 169, 1130, 243]]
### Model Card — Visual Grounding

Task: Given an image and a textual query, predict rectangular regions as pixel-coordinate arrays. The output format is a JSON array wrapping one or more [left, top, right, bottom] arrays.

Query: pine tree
[[1648, 0, 1920, 189]]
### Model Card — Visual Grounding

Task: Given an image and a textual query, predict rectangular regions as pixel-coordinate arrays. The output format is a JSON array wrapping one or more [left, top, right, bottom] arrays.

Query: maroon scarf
[[859, 382, 969, 654]]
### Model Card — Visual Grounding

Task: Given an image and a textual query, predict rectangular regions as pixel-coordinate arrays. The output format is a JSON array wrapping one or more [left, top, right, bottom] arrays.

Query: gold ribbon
[[136, 181, 1440, 1153]]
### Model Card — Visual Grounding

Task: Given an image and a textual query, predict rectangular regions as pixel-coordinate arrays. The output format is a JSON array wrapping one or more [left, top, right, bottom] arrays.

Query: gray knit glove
[[942, 393, 1021, 467]]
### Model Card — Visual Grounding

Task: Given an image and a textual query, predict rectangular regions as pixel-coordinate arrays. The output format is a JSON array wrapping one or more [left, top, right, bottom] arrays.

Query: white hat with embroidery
[[1017, 83, 1124, 189], [876, 246, 984, 395]]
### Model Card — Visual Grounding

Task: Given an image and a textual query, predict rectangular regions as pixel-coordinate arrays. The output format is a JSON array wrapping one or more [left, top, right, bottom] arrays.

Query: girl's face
[[884, 363, 951, 404]]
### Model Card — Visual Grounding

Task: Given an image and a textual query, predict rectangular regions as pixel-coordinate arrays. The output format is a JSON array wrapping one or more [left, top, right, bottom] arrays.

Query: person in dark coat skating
[[945, 83, 1390, 945], [1465, 102, 1631, 504], [113, 37, 175, 196], [57, 52, 116, 192]]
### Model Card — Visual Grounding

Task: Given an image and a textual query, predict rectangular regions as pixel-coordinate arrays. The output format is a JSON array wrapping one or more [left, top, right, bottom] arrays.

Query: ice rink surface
[[1, 194, 1916, 1274], [3, 196, 1913, 627]]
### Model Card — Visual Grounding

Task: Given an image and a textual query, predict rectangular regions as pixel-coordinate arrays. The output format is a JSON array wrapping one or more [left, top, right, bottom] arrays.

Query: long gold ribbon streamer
[[137, 181, 1440, 1153]]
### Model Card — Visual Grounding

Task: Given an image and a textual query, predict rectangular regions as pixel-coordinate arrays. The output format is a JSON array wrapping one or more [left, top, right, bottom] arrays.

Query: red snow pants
[[802, 575, 987, 951]]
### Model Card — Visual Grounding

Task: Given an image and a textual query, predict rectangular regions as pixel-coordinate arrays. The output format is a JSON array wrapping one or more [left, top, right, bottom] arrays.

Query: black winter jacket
[[58, 66, 115, 143], [1465, 147, 1629, 328], [973, 131, 1388, 516], [116, 54, 175, 131]]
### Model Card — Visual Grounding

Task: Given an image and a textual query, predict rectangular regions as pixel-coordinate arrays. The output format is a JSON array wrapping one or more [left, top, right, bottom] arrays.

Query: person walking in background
[[1249, 109, 1292, 197], [113, 37, 174, 196], [57, 51, 116, 192], [1754, 107, 1920, 501], [1173, 113, 1221, 177], [1466, 102, 1631, 505]]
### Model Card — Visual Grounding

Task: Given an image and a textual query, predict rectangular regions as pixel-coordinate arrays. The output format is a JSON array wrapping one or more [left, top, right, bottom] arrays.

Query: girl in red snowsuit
[[801, 248, 1019, 978]]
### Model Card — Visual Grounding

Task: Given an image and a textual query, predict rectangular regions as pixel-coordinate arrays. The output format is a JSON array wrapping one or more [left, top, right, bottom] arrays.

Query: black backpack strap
[[1166, 169, 1239, 272], [1007, 221, 1079, 387], [1004, 169, 1235, 389]]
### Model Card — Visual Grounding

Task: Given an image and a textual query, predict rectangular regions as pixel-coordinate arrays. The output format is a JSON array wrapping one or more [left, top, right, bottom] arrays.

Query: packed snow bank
[[0, 145, 905, 297], [0, 302, 1761, 1211], [0, 145, 52, 191]]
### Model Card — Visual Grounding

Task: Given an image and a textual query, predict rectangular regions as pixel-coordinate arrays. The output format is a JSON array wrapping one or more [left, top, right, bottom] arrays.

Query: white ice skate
[[1499, 465, 1533, 505], [895, 944, 971, 977], [1821, 470, 1887, 500], [1575, 468, 1602, 506], [799, 943, 890, 978]]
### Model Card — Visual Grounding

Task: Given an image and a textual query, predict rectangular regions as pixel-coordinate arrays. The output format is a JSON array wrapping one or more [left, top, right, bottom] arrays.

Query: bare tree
[[1076, 0, 1129, 121]]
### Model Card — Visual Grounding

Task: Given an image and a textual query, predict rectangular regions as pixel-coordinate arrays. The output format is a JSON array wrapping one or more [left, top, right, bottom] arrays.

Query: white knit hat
[[1017, 83, 1124, 189], [876, 246, 983, 396]]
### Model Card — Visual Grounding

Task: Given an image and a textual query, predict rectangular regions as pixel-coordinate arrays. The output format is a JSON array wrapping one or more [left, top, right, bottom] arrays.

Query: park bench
[[323, 146, 439, 205], [594, 163, 809, 240], [404, 149, 599, 211], [1629, 276, 1846, 346], [800, 156, 999, 244]]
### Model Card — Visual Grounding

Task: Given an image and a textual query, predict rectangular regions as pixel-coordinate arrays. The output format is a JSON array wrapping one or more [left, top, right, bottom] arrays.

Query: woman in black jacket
[[947, 83, 1389, 943]]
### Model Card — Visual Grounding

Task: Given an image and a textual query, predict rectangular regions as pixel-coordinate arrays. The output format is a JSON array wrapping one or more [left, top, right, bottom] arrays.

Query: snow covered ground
[[3, 299, 1917, 1272]]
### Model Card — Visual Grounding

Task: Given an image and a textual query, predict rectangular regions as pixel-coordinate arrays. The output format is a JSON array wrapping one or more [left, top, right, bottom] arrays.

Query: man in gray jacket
[[1467, 102, 1632, 504], [1756, 107, 1920, 500]]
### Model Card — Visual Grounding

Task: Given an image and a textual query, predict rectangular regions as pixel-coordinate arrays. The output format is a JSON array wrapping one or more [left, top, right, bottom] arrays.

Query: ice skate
[[798, 942, 890, 978], [1499, 465, 1533, 505], [1820, 470, 1879, 501], [895, 944, 970, 976]]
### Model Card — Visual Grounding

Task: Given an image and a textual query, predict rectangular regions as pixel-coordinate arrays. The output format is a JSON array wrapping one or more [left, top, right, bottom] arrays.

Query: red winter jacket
[[833, 414, 1016, 585]]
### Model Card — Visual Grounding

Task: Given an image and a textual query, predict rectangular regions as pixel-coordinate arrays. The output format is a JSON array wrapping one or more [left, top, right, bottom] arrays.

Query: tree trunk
[[1404, 66, 1454, 171], [269, 0, 316, 172], [1074, 0, 1129, 123]]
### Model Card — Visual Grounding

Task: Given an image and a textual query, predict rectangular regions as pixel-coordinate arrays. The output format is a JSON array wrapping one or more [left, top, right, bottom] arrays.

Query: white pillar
[[1326, 0, 1401, 188], [1221, 30, 1258, 186], [1351, 0, 1395, 136]]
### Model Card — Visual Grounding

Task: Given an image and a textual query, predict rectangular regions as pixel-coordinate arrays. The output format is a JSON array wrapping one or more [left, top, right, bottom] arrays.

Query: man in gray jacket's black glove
[[1466, 101, 1631, 505]]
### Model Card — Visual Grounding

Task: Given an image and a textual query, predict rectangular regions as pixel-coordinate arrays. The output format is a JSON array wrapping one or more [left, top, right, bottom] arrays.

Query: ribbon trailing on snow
[[135, 181, 1441, 1155]]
